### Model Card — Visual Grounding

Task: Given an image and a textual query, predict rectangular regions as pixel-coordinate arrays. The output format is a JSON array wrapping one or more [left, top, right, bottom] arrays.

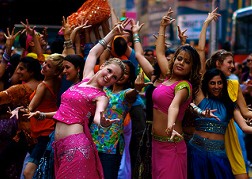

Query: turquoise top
[[195, 98, 230, 135]]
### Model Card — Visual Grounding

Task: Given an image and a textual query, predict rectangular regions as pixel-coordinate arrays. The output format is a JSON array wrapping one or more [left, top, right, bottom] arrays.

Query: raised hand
[[20, 19, 36, 36], [134, 71, 152, 92], [160, 7, 175, 27], [112, 18, 131, 35], [131, 19, 144, 34], [205, 7, 221, 24], [4, 27, 20, 49], [177, 26, 188, 45]]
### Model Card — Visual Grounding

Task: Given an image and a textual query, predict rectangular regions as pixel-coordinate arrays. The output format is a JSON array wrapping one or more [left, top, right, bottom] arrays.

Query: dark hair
[[170, 45, 201, 100], [19, 31, 27, 49], [124, 29, 133, 44], [122, 60, 136, 89], [153, 63, 161, 79], [113, 36, 127, 57], [20, 57, 44, 81], [64, 54, 85, 80], [165, 48, 175, 57], [50, 35, 64, 54], [144, 48, 154, 55], [201, 68, 234, 118]]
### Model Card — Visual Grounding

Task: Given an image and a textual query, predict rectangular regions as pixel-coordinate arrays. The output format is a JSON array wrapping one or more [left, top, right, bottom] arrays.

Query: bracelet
[[99, 123, 110, 130], [98, 38, 107, 49], [134, 89, 140, 93], [192, 105, 203, 116], [158, 33, 165, 37], [3, 51, 10, 62], [37, 112, 46, 120], [64, 40, 73, 49], [133, 33, 139, 38], [106, 45, 112, 52], [133, 37, 140, 43]]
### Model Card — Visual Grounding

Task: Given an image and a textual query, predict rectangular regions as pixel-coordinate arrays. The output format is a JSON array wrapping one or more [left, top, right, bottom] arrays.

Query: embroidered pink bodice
[[152, 80, 192, 121], [53, 79, 106, 125]]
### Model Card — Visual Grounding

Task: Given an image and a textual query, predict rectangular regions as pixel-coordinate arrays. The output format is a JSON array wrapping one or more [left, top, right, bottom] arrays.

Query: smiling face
[[208, 75, 223, 97], [217, 55, 234, 77], [173, 50, 193, 77], [63, 60, 79, 83], [116, 63, 130, 85], [98, 63, 124, 87], [41, 59, 58, 77], [16, 62, 33, 82]]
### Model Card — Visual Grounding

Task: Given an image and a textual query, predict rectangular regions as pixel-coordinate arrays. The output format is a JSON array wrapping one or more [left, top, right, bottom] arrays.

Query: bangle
[[158, 33, 165, 37], [98, 38, 107, 49], [133, 38, 140, 43], [3, 51, 10, 62], [134, 89, 140, 93], [37, 112, 46, 120], [106, 45, 112, 52], [192, 105, 203, 116], [64, 40, 73, 49], [99, 123, 110, 130], [133, 33, 139, 38]]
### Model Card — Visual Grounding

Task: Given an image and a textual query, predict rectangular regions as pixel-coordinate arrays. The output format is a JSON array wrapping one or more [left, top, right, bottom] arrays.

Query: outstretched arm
[[131, 19, 154, 79], [0, 27, 20, 78], [21, 19, 44, 62], [234, 108, 252, 133], [156, 7, 175, 77], [197, 7, 221, 74], [83, 19, 130, 79]]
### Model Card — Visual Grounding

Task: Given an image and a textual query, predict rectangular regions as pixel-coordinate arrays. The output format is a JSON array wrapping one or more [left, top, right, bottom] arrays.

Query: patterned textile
[[90, 88, 131, 154], [67, 0, 111, 26], [53, 133, 103, 179], [53, 79, 106, 178]]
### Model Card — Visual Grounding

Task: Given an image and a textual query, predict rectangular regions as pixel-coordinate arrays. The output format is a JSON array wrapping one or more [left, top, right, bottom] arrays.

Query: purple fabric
[[0, 116, 17, 139]]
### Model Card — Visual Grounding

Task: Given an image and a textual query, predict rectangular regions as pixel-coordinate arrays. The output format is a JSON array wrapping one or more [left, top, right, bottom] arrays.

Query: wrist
[[99, 123, 110, 130], [37, 112, 46, 120], [134, 88, 141, 93]]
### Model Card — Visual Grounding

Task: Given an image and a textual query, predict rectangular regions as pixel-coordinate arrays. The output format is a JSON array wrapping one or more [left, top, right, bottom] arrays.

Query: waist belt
[[152, 133, 184, 143], [190, 134, 225, 151]]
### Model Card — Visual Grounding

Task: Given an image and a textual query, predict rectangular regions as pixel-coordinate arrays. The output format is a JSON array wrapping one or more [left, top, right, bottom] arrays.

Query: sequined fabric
[[189, 134, 225, 151], [195, 119, 227, 135], [53, 80, 106, 125], [67, 0, 111, 26], [53, 133, 104, 179]]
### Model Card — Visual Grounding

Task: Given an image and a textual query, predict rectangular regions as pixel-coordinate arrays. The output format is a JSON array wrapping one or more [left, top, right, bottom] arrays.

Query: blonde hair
[[102, 58, 126, 78], [45, 53, 64, 74]]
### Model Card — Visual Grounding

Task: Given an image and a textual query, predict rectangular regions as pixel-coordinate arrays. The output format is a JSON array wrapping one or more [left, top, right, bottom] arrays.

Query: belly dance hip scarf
[[152, 133, 184, 143], [189, 134, 225, 152]]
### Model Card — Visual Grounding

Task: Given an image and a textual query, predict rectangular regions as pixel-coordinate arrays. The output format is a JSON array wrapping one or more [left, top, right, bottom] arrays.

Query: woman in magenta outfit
[[52, 22, 128, 179], [151, 8, 202, 179]]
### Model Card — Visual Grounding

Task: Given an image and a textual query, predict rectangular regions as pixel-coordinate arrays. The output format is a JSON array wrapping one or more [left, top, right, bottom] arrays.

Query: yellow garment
[[26, 52, 49, 63], [225, 79, 246, 175]]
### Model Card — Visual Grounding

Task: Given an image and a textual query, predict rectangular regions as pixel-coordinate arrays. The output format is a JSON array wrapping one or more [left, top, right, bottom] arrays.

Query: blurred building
[[109, 0, 252, 51]]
